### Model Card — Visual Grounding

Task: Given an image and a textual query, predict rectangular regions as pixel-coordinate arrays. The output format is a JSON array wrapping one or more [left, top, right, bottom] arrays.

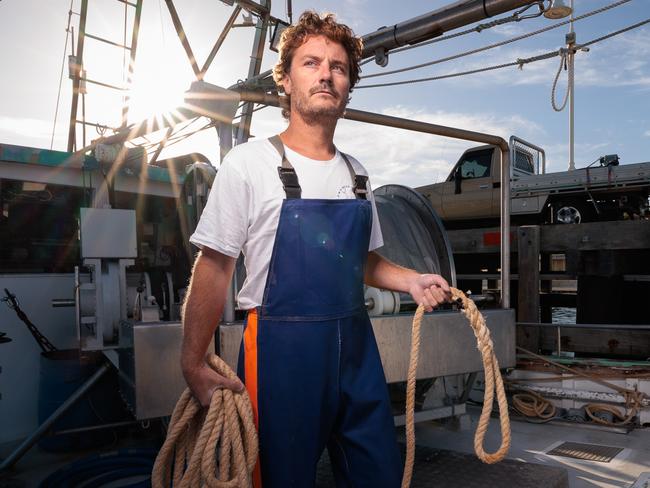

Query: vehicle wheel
[[554, 202, 592, 224]]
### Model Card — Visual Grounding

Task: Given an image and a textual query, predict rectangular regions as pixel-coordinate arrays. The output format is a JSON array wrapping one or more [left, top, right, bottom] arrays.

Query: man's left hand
[[408, 274, 452, 312]]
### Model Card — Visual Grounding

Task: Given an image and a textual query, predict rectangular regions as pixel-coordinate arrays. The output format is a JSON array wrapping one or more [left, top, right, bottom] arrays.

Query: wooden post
[[517, 226, 540, 352]]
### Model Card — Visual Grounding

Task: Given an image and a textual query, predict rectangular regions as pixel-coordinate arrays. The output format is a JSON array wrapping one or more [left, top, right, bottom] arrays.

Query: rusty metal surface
[[316, 445, 569, 488]]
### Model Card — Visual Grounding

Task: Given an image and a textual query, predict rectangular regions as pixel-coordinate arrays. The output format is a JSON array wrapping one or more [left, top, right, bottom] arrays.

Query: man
[[182, 11, 451, 488]]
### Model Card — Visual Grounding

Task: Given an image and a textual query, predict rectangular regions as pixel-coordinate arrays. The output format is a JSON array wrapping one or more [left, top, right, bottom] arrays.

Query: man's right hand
[[183, 361, 245, 407]]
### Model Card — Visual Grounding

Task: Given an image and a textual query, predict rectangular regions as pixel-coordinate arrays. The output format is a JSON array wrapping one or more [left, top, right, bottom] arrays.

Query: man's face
[[283, 35, 351, 124]]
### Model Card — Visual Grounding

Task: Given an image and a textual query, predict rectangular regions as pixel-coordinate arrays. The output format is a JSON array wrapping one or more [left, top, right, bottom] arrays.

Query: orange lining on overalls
[[244, 309, 263, 487]]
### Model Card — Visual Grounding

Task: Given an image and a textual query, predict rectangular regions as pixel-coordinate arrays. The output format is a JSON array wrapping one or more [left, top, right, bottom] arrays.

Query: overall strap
[[340, 153, 368, 200], [268, 135, 368, 200], [269, 135, 301, 199]]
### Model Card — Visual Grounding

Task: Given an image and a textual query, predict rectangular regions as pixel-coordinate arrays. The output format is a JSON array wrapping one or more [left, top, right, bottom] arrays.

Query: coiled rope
[[401, 287, 511, 488], [151, 354, 258, 487], [513, 391, 557, 419], [515, 347, 646, 427]]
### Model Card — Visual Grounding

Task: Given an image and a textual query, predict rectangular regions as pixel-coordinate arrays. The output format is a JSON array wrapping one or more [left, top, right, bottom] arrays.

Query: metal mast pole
[[67, 0, 88, 152], [121, 0, 144, 128], [568, 0, 575, 171], [235, 0, 270, 144]]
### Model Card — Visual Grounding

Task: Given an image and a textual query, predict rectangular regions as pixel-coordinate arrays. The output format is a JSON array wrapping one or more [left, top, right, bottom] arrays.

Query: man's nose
[[317, 61, 333, 82]]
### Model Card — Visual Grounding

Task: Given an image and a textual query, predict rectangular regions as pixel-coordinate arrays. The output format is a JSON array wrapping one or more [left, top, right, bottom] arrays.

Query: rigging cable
[[50, 0, 76, 150], [360, 0, 633, 79], [356, 16, 650, 90]]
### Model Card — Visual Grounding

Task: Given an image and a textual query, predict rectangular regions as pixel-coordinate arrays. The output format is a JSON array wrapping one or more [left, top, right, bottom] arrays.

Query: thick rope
[[513, 391, 556, 419], [402, 288, 511, 487], [516, 346, 646, 427], [551, 50, 572, 112], [151, 354, 258, 488]]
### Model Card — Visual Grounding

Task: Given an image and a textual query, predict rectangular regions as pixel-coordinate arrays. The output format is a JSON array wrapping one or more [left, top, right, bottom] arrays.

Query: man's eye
[[305, 60, 317, 66]]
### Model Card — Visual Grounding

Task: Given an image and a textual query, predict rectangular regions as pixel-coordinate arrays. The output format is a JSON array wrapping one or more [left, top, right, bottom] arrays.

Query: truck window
[[452, 149, 492, 180], [514, 150, 535, 174]]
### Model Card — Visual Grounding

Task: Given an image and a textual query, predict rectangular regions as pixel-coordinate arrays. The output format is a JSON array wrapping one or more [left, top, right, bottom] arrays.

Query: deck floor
[[401, 406, 650, 488], [317, 444, 569, 488], [1, 406, 648, 487]]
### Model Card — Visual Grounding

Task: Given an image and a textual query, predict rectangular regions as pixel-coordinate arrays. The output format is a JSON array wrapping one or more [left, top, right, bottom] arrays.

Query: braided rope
[[402, 287, 511, 487], [551, 50, 571, 112], [513, 391, 557, 419], [517, 346, 646, 426], [151, 354, 258, 488]]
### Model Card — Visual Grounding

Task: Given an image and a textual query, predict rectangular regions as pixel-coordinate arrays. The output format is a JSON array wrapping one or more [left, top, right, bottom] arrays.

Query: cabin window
[[0, 179, 87, 273], [452, 149, 492, 180], [514, 150, 535, 174]]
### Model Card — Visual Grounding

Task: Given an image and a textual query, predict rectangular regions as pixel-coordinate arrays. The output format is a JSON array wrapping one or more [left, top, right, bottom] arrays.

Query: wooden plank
[[447, 227, 518, 254], [455, 273, 576, 280], [517, 226, 540, 351], [540, 328, 650, 357], [541, 220, 650, 252], [447, 221, 650, 254]]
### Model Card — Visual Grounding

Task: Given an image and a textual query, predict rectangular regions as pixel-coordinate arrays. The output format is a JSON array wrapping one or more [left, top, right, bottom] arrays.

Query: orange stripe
[[244, 309, 262, 488]]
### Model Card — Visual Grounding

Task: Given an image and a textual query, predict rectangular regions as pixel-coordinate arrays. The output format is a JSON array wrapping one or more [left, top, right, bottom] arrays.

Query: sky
[[0, 0, 649, 188]]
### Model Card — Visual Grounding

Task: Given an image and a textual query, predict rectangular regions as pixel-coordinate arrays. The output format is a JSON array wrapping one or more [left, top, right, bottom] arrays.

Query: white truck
[[416, 140, 650, 228]]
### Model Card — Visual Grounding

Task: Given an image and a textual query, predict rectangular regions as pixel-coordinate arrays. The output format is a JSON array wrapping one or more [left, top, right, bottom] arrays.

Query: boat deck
[[398, 406, 650, 488], [1, 406, 648, 487]]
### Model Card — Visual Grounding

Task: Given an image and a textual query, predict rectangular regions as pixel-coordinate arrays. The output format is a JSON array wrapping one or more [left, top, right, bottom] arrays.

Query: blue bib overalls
[[238, 136, 402, 487]]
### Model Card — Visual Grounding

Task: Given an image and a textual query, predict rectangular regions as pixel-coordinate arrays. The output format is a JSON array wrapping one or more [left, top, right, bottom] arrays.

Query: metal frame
[[68, 0, 559, 305], [67, 0, 143, 152], [510, 135, 547, 175]]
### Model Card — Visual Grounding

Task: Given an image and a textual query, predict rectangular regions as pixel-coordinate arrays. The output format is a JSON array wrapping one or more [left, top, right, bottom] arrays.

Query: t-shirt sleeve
[[189, 156, 250, 258], [366, 176, 384, 252]]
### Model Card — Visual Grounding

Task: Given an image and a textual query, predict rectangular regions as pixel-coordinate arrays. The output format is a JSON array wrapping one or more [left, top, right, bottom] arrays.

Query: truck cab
[[418, 144, 536, 223]]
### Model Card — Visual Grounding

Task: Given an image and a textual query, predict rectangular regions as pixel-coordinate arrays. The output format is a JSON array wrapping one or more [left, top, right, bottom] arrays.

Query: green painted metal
[[0, 143, 74, 167], [520, 353, 650, 368], [0, 143, 184, 184]]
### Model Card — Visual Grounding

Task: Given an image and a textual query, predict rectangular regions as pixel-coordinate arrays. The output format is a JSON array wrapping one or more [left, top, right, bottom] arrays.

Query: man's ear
[[282, 74, 292, 95]]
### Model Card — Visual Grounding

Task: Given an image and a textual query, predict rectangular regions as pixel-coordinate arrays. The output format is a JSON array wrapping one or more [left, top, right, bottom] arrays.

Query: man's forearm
[[181, 249, 235, 375], [364, 251, 419, 293]]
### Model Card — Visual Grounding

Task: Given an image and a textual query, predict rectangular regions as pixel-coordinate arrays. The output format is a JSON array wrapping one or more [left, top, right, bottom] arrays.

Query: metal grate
[[547, 442, 624, 463]]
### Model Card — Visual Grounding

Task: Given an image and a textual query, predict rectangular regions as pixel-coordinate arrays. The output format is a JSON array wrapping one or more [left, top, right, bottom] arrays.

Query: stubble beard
[[292, 83, 347, 126]]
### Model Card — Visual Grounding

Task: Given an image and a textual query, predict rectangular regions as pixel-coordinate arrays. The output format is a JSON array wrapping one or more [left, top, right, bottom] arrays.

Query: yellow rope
[[151, 354, 258, 488], [401, 287, 511, 487]]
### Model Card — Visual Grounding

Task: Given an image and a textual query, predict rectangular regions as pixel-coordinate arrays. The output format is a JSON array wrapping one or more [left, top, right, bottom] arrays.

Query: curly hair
[[272, 11, 363, 119]]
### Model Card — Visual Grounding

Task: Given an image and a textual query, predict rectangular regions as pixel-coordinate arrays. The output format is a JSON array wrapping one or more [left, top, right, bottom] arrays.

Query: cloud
[[0, 116, 67, 149], [0, 116, 52, 139], [490, 23, 528, 37], [644, 129, 650, 137], [541, 141, 612, 173], [334, 105, 544, 187]]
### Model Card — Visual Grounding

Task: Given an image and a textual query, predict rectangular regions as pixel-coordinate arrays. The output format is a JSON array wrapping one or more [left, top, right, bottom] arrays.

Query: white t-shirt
[[189, 138, 384, 310]]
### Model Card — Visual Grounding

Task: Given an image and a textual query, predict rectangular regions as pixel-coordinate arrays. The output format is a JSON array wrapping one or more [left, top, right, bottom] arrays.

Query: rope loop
[[551, 47, 573, 112], [152, 354, 258, 488], [401, 288, 511, 487]]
